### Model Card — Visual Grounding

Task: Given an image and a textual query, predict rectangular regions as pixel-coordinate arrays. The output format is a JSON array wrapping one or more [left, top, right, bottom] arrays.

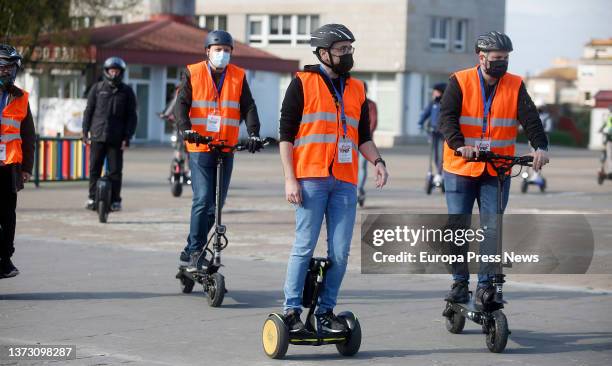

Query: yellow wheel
[[262, 314, 288, 359]]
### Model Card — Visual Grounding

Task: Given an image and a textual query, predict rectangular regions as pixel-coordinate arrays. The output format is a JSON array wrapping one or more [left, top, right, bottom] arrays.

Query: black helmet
[[0, 44, 22, 88], [205, 30, 234, 49], [310, 24, 355, 49], [433, 82, 447, 93], [475, 31, 513, 54], [103, 56, 126, 84]]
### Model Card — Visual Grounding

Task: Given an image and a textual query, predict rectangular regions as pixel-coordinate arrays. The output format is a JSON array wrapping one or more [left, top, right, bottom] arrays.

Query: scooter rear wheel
[[486, 310, 509, 353], [179, 275, 195, 294], [262, 314, 289, 359], [206, 272, 225, 307], [336, 312, 361, 357], [445, 310, 466, 334]]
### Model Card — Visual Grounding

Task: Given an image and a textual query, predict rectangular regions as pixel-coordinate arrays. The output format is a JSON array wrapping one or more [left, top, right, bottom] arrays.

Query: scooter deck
[[288, 329, 349, 346]]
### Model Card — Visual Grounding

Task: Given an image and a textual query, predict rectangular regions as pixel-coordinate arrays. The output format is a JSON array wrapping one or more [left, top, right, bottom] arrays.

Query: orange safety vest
[[0, 89, 28, 166], [293, 72, 364, 185], [443, 66, 522, 176], [186, 62, 244, 153]]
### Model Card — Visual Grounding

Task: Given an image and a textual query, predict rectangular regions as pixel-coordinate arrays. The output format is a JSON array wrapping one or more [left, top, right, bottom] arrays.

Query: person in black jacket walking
[[82, 57, 137, 211]]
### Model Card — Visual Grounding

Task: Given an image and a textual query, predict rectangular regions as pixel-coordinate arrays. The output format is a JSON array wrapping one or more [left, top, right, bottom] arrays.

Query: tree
[[1, 0, 138, 65]]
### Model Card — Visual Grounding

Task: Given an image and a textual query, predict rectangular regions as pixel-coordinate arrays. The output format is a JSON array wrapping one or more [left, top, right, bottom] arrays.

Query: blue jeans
[[431, 131, 443, 175], [183, 152, 233, 254], [357, 154, 368, 195], [443, 170, 511, 285], [283, 176, 357, 314]]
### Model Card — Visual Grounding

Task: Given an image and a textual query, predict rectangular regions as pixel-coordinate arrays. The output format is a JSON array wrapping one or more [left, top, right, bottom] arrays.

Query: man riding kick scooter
[[438, 31, 550, 305], [174, 30, 264, 270], [278, 24, 389, 334], [419, 82, 446, 189]]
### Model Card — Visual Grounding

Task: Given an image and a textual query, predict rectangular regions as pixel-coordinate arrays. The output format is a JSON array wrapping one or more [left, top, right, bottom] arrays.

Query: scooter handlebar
[[454, 150, 533, 166]]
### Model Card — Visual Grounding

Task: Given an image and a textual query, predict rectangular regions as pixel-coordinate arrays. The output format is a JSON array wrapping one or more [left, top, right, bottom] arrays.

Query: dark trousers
[[0, 166, 17, 260], [89, 141, 124, 202]]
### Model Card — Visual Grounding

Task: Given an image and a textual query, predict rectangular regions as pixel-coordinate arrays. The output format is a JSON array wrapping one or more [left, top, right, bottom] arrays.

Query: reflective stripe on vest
[[292, 72, 365, 185], [443, 66, 522, 177], [186, 62, 245, 153], [0, 90, 28, 165]]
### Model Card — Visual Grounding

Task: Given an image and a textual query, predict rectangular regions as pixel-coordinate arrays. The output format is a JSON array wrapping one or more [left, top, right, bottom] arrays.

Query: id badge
[[206, 114, 221, 133], [338, 137, 353, 163], [0, 144, 6, 161], [475, 139, 491, 152]]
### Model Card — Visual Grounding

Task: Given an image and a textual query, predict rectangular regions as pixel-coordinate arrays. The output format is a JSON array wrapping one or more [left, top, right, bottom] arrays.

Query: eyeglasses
[[330, 45, 355, 55]]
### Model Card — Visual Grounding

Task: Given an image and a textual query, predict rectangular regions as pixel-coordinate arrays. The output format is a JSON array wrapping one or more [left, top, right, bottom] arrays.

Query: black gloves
[[246, 136, 264, 153]]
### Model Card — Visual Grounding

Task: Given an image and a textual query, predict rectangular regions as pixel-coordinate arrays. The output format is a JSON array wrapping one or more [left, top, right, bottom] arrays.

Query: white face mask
[[209, 50, 230, 69]]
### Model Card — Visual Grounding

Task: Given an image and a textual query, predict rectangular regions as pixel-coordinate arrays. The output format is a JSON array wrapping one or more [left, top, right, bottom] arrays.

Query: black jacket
[[174, 67, 260, 137], [279, 65, 372, 146], [82, 80, 138, 145], [439, 74, 548, 150]]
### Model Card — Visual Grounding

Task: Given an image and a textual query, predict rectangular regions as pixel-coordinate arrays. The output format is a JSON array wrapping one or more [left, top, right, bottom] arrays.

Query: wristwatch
[[374, 157, 386, 167]]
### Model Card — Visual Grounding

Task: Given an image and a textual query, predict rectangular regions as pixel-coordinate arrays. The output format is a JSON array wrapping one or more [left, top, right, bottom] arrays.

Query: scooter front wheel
[[171, 177, 183, 197], [486, 310, 509, 353], [206, 272, 225, 307], [262, 314, 289, 359], [98, 201, 108, 223], [520, 179, 528, 193]]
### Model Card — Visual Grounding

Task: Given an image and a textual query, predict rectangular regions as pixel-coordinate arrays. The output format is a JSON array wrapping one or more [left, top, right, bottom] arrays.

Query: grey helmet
[[205, 30, 234, 49], [310, 24, 355, 49], [103, 56, 127, 84], [0, 44, 22, 88], [475, 31, 513, 54]]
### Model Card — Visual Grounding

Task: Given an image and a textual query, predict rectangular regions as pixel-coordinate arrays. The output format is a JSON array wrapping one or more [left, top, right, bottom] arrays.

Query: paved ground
[[1, 144, 611, 365]]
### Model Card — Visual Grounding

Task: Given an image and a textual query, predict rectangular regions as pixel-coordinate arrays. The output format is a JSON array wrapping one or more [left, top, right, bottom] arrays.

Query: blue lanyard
[[478, 67, 497, 138], [0, 91, 7, 115], [207, 63, 226, 108], [319, 65, 348, 136]]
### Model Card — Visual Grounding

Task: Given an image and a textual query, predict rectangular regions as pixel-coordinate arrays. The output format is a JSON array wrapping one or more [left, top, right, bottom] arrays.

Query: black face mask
[[484, 59, 508, 78], [330, 53, 354, 75], [434, 96, 442, 103]]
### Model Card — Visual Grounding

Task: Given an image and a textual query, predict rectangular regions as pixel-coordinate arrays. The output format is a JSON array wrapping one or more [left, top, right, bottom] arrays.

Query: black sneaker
[[316, 311, 347, 334], [445, 280, 469, 303], [110, 202, 122, 211], [284, 309, 306, 333], [178, 251, 190, 267], [0, 259, 20, 279]]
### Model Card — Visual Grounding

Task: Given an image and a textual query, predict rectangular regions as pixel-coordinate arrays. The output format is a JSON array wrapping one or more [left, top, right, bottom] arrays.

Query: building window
[[430, 17, 450, 50], [197, 14, 227, 30], [585, 92, 591, 101], [109, 15, 122, 25], [269, 15, 292, 44], [71, 16, 95, 29], [247, 14, 320, 47], [248, 15, 265, 45], [453, 19, 467, 52]]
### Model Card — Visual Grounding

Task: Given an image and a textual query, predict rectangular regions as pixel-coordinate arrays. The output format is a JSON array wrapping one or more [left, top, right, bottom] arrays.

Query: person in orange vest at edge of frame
[[438, 31, 550, 305], [174, 30, 264, 270], [356, 81, 378, 207], [278, 24, 389, 334], [0, 45, 35, 279]]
